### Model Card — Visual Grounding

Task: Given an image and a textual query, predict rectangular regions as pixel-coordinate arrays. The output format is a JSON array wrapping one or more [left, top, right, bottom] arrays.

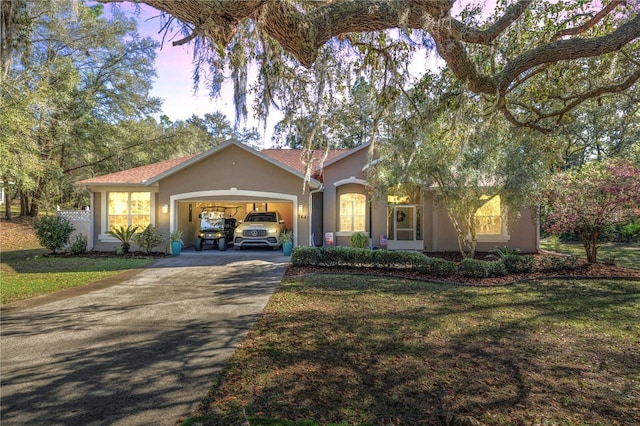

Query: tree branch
[[551, 0, 626, 41]]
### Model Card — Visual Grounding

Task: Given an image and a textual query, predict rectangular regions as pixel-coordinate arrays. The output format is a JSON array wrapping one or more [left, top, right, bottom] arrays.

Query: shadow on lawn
[[202, 278, 640, 425]]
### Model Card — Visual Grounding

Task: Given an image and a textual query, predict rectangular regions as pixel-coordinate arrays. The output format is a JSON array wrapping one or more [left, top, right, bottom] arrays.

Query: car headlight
[[268, 228, 277, 234]]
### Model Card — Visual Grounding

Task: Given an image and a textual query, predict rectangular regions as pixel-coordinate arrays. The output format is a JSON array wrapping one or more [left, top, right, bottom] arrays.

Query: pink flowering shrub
[[541, 159, 640, 263]]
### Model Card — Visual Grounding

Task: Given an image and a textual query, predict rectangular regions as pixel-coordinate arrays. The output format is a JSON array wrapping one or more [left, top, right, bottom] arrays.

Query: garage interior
[[175, 199, 294, 249]]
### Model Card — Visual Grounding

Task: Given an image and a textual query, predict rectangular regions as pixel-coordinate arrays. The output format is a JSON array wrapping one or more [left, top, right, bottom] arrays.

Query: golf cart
[[195, 207, 238, 251]]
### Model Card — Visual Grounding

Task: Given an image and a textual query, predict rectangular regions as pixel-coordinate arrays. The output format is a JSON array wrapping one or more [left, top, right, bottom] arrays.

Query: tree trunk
[[579, 227, 599, 263], [20, 192, 29, 216], [4, 194, 11, 220]]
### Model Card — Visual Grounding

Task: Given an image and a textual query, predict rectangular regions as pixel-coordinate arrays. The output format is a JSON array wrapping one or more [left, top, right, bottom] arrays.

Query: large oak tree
[[103, 0, 640, 133]]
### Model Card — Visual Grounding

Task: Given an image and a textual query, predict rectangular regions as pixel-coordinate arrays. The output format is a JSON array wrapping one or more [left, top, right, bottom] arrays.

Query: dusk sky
[[107, 1, 493, 143], [110, 3, 237, 123]]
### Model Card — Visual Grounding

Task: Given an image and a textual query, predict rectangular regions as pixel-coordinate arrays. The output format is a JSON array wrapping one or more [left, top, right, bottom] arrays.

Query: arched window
[[339, 193, 366, 232]]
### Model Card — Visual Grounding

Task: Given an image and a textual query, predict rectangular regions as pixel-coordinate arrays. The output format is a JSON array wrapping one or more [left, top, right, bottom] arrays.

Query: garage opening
[[175, 199, 294, 250]]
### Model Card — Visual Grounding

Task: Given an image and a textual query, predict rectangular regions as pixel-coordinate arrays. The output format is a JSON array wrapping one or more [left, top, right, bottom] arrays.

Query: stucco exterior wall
[[423, 191, 538, 253], [157, 145, 311, 247]]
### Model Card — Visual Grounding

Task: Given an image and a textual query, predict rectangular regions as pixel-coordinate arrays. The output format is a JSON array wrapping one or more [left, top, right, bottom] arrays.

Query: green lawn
[[191, 274, 640, 426], [540, 238, 640, 270], [1, 249, 154, 304]]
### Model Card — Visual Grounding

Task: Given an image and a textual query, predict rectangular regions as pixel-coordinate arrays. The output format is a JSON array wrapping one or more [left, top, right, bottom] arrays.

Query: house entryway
[[386, 204, 424, 250], [386, 184, 424, 251]]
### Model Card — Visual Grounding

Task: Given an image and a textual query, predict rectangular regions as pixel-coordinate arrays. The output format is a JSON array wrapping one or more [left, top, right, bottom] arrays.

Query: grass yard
[[0, 220, 155, 304], [540, 238, 640, 270], [193, 274, 640, 426]]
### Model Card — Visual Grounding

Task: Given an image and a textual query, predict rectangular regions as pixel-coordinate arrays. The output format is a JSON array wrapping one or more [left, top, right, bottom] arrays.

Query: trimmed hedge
[[503, 254, 535, 273], [291, 246, 458, 277], [459, 258, 490, 278]]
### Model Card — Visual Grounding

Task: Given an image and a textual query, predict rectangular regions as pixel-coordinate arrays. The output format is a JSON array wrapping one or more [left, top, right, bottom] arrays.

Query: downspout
[[87, 186, 94, 251], [308, 185, 323, 247], [369, 198, 373, 248]]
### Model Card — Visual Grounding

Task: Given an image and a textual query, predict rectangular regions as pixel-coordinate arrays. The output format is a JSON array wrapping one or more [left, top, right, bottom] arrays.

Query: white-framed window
[[339, 193, 366, 232], [107, 191, 151, 231]]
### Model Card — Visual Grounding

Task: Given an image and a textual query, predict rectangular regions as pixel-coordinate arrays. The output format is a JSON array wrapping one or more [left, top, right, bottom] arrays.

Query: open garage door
[[172, 194, 294, 251]]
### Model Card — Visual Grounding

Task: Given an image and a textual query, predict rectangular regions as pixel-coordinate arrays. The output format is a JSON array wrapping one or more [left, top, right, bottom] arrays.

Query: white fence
[[57, 209, 91, 251]]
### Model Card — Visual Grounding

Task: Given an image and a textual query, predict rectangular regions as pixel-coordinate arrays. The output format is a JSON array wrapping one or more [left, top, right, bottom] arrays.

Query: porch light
[[162, 204, 169, 214]]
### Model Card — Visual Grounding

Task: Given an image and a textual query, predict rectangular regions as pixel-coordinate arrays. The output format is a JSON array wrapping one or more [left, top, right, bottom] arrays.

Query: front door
[[387, 204, 423, 250]]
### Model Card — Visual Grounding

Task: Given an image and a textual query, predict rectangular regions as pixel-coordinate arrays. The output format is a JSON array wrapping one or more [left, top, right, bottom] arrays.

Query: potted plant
[[280, 230, 293, 256], [170, 229, 184, 255]]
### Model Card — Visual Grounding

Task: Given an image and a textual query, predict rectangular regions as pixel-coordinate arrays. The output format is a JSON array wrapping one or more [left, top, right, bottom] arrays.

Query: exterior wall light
[[162, 204, 169, 214]]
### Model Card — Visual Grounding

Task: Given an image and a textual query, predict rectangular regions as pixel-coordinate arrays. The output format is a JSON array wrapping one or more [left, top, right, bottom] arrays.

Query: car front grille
[[242, 229, 267, 237]]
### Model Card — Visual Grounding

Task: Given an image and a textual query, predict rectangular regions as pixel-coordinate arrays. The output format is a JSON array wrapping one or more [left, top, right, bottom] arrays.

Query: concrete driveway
[[0, 249, 289, 425]]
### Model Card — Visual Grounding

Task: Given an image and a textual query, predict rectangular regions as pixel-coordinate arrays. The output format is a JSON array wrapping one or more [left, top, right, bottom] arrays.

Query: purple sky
[[112, 4, 235, 122]]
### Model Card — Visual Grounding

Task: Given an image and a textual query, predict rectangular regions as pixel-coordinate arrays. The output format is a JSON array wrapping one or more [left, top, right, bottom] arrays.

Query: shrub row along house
[[75, 140, 538, 253]]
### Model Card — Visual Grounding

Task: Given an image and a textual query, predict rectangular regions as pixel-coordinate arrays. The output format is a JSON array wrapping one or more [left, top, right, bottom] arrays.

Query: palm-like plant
[[107, 225, 139, 253]]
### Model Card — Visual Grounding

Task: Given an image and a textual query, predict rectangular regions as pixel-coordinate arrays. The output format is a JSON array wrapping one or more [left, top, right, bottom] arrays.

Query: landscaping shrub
[[33, 215, 75, 254], [616, 219, 640, 242], [403, 252, 431, 270], [503, 254, 534, 273], [107, 225, 139, 254], [536, 255, 579, 272], [427, 258, 458, 277], [133, 224, 164, 253], [371, 249, 404, 268], [459, 258, 490, 278], [350, 232, 369, 249], [292, 246, 432, 272], [291, 246, 320, 266], [486, 245, 521, 260], [487, 260, 508, 277], [351, 247, 373, 265], [69, 234, 88, 255]]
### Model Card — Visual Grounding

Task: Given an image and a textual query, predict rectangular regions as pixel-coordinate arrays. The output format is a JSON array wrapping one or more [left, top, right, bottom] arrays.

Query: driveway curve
[[1, 250, 289, 425]]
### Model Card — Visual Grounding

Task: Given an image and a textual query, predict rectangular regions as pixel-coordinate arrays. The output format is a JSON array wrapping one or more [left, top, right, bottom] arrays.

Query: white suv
[[234, 211, 287, 250]]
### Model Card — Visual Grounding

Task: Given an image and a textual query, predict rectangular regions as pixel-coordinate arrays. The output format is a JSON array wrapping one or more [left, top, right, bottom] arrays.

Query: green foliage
[[132, 224, 164, 254], [1, 0, 161, 215], [33, 215, 75, 254], [424, 258, 458, 277], [616, 219, 640, 242], [535, 255, 578, 272], [170, 230, 183, 243], [459, 258, 490, 278], [279, 230, 293, 244], [487, 246, 521, 260], [503, 254, 535, 274], [107, 225, 139, 253], [69, 234, 88, 255], [291, 246, 433, 271], [487, 260, 508, 277], [350, 231, 369, 249]]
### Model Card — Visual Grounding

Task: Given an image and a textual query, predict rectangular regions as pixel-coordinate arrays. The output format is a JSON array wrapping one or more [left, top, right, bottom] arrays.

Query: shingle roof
[[261, 149, 350, 177], [75, 147, 350, 186], [75, 154, 198, 185]]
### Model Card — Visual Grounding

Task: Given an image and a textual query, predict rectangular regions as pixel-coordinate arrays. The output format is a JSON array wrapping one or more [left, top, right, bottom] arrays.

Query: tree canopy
[[0, 0, 260, 218], [104, 0, 640, 134]]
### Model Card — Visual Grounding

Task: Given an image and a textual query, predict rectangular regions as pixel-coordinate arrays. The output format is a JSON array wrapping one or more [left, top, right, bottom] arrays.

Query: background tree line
[[0, 0, 258, 219]]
